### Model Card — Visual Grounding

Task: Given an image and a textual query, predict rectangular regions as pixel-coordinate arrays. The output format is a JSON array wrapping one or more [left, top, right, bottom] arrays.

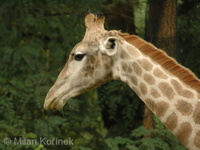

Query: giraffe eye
[[74, 53, 86, 61]]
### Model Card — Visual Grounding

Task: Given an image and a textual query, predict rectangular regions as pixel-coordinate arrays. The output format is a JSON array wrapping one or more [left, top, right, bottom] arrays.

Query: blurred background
[[0, 0, 199, 150]]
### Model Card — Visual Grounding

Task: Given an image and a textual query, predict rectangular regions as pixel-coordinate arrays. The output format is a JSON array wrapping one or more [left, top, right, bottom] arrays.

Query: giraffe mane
[[119, 32, 200, 93]]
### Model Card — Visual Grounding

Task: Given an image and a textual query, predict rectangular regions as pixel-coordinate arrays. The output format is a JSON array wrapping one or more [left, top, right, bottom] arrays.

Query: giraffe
[[43, 13, 200, 150]]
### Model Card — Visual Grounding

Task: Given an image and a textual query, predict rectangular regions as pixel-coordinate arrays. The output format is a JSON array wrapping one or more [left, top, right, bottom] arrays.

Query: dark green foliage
[[98, 81, 143, 136], [0, 1, 106, 150], [0, 0, 199, 150], [178, 0, 200, 77], [105, 117, 187, 150]]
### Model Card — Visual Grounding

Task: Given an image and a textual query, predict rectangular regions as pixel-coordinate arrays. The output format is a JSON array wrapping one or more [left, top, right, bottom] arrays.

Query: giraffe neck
[[112, 37, 200, 150]]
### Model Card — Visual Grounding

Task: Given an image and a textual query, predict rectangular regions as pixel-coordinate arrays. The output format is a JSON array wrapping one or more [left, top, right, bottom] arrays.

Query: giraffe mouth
[[43, 97, 66, 110], [43, 92, 71, 110], [43, 78, 108, 110], [43, 87, 81, 110]]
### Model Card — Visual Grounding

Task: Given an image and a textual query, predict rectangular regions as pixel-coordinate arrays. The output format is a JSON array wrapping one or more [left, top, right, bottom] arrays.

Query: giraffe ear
[[100, 37, 118, 56]]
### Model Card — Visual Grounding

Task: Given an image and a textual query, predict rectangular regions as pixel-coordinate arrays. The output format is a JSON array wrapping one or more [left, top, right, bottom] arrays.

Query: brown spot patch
[[89, 55, 95, 64], [153, 68, 168, 79], [131, 86, 141, 97], [193, 102, 200, 124], [176, 100, 193, 116], [144, 74, 155, 85], [138, 59, 153, 71], [85, 64, 94, 76], [145, 99, 169, 118], [171, 79, 182, 91], [130, 75, 138, 85], [182, 90, 194, 99], [158, 82, 175, 100], [120, 49, 131, 59], [144, 99, 156, 112], [94, 59, 100, 67], [101, 53, 107, 61], [155, 101, 169, 118], [151, 88, 161, 98], [121, 62, 128, 71], [140, 82, 147, 95], [133, 62, 142, 76], [171, 79, 194, 99], [127, 66, 133, 73], [175, 122, 192, 146], [126, 45, 141, 57], [194, 130, 200, 148], [104, 63, 109, 70], [165, 113, 178, 131]]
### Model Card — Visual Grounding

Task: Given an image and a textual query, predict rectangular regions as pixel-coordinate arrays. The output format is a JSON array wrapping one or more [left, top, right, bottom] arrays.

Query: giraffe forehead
[[72, 41, 98, 54], [72, 31, 120, 55]]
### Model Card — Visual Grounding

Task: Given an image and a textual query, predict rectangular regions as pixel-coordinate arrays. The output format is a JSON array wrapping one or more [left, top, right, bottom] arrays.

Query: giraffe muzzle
[[43, 84, 83, 110], [43, 97, 65, 110]]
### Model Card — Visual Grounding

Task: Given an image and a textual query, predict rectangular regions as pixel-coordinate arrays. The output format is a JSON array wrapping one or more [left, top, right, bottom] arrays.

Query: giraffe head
[[44, 13, 123, 110]]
